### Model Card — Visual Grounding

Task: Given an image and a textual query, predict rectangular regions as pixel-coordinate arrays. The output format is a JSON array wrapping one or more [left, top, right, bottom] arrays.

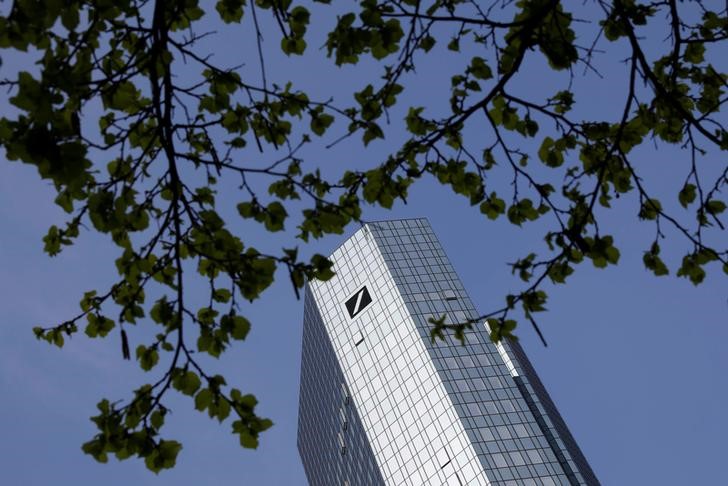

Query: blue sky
[[1, 3, 726, 485]]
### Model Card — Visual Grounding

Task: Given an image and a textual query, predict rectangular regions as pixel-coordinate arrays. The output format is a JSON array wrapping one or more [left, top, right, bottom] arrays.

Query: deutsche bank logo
[[345, 286, 373, 319]]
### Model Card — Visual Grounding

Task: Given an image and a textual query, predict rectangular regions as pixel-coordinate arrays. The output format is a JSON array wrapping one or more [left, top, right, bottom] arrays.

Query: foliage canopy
[[0, 0, 725, 472]]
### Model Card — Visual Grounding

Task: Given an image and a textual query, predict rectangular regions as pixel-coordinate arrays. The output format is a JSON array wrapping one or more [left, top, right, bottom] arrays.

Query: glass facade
[[298, 218, 598, 486]]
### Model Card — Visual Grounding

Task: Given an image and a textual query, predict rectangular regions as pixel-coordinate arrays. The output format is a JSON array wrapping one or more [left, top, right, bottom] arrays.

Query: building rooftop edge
[[323, 217, 431, 259]]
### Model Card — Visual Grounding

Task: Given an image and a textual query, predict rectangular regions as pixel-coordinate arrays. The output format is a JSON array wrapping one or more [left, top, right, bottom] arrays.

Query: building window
[[338, 431, 346, 455], [442, 289, 458, 301], [353, 329, 365, 346]]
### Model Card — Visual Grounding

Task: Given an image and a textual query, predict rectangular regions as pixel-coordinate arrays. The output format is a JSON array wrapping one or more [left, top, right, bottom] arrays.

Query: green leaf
[[237, 201, 255, 218], [469, 57, 493, 80], [551, 90, 574, 114], [239, 431, 258, 448], [678, 183, 697, 208], [212, 288, 232, 303], [85, 314, 115, 338], [231, 315, 250, 340], [216, 0, 245, 23], [705, 199, 726, 216], [136, 345, 159, 371], [264, 201, 287, 231], [447, 37, 460, 52], [145, 440, 182, 473], [638, 198, 662, 220], [150, 410, 165, 430], [684, 43, 705, 64], [643, 243, 669, 276], [487, 318, 518, 343], [310, 254, 335, 281], [507, 199, 539, 225], [537, 137, 564, 167], [174, 370, 202, 396], [195, 388, 213, 411], [281, 37, 307, 56], [419, 35, 436, 52], [61, 8, 80, 30], [479, 193, 505, 220], [310, 112, 334, 136], [547, 261, 574, 284], [43, 225, 62, 256], [405, 107, 430, 135], [677, 253, 706, 285], [107, 81, 141, 112]]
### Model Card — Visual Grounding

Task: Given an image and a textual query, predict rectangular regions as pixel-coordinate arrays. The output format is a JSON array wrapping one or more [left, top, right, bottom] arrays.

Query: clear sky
[[1, 3, 726, 485]]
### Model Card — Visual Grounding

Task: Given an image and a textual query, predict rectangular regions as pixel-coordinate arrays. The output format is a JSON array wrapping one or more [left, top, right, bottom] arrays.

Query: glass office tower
[[297, 219, 598, 486]]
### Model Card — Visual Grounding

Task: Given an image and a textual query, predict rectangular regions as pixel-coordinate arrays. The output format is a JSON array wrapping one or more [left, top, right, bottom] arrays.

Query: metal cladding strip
[[505, 339, 601, 486], [512, 375, 580, 486]]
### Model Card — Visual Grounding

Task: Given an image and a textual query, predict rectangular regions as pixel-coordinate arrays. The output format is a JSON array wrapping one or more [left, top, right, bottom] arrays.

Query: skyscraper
[[297, 218, 598, 486]]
